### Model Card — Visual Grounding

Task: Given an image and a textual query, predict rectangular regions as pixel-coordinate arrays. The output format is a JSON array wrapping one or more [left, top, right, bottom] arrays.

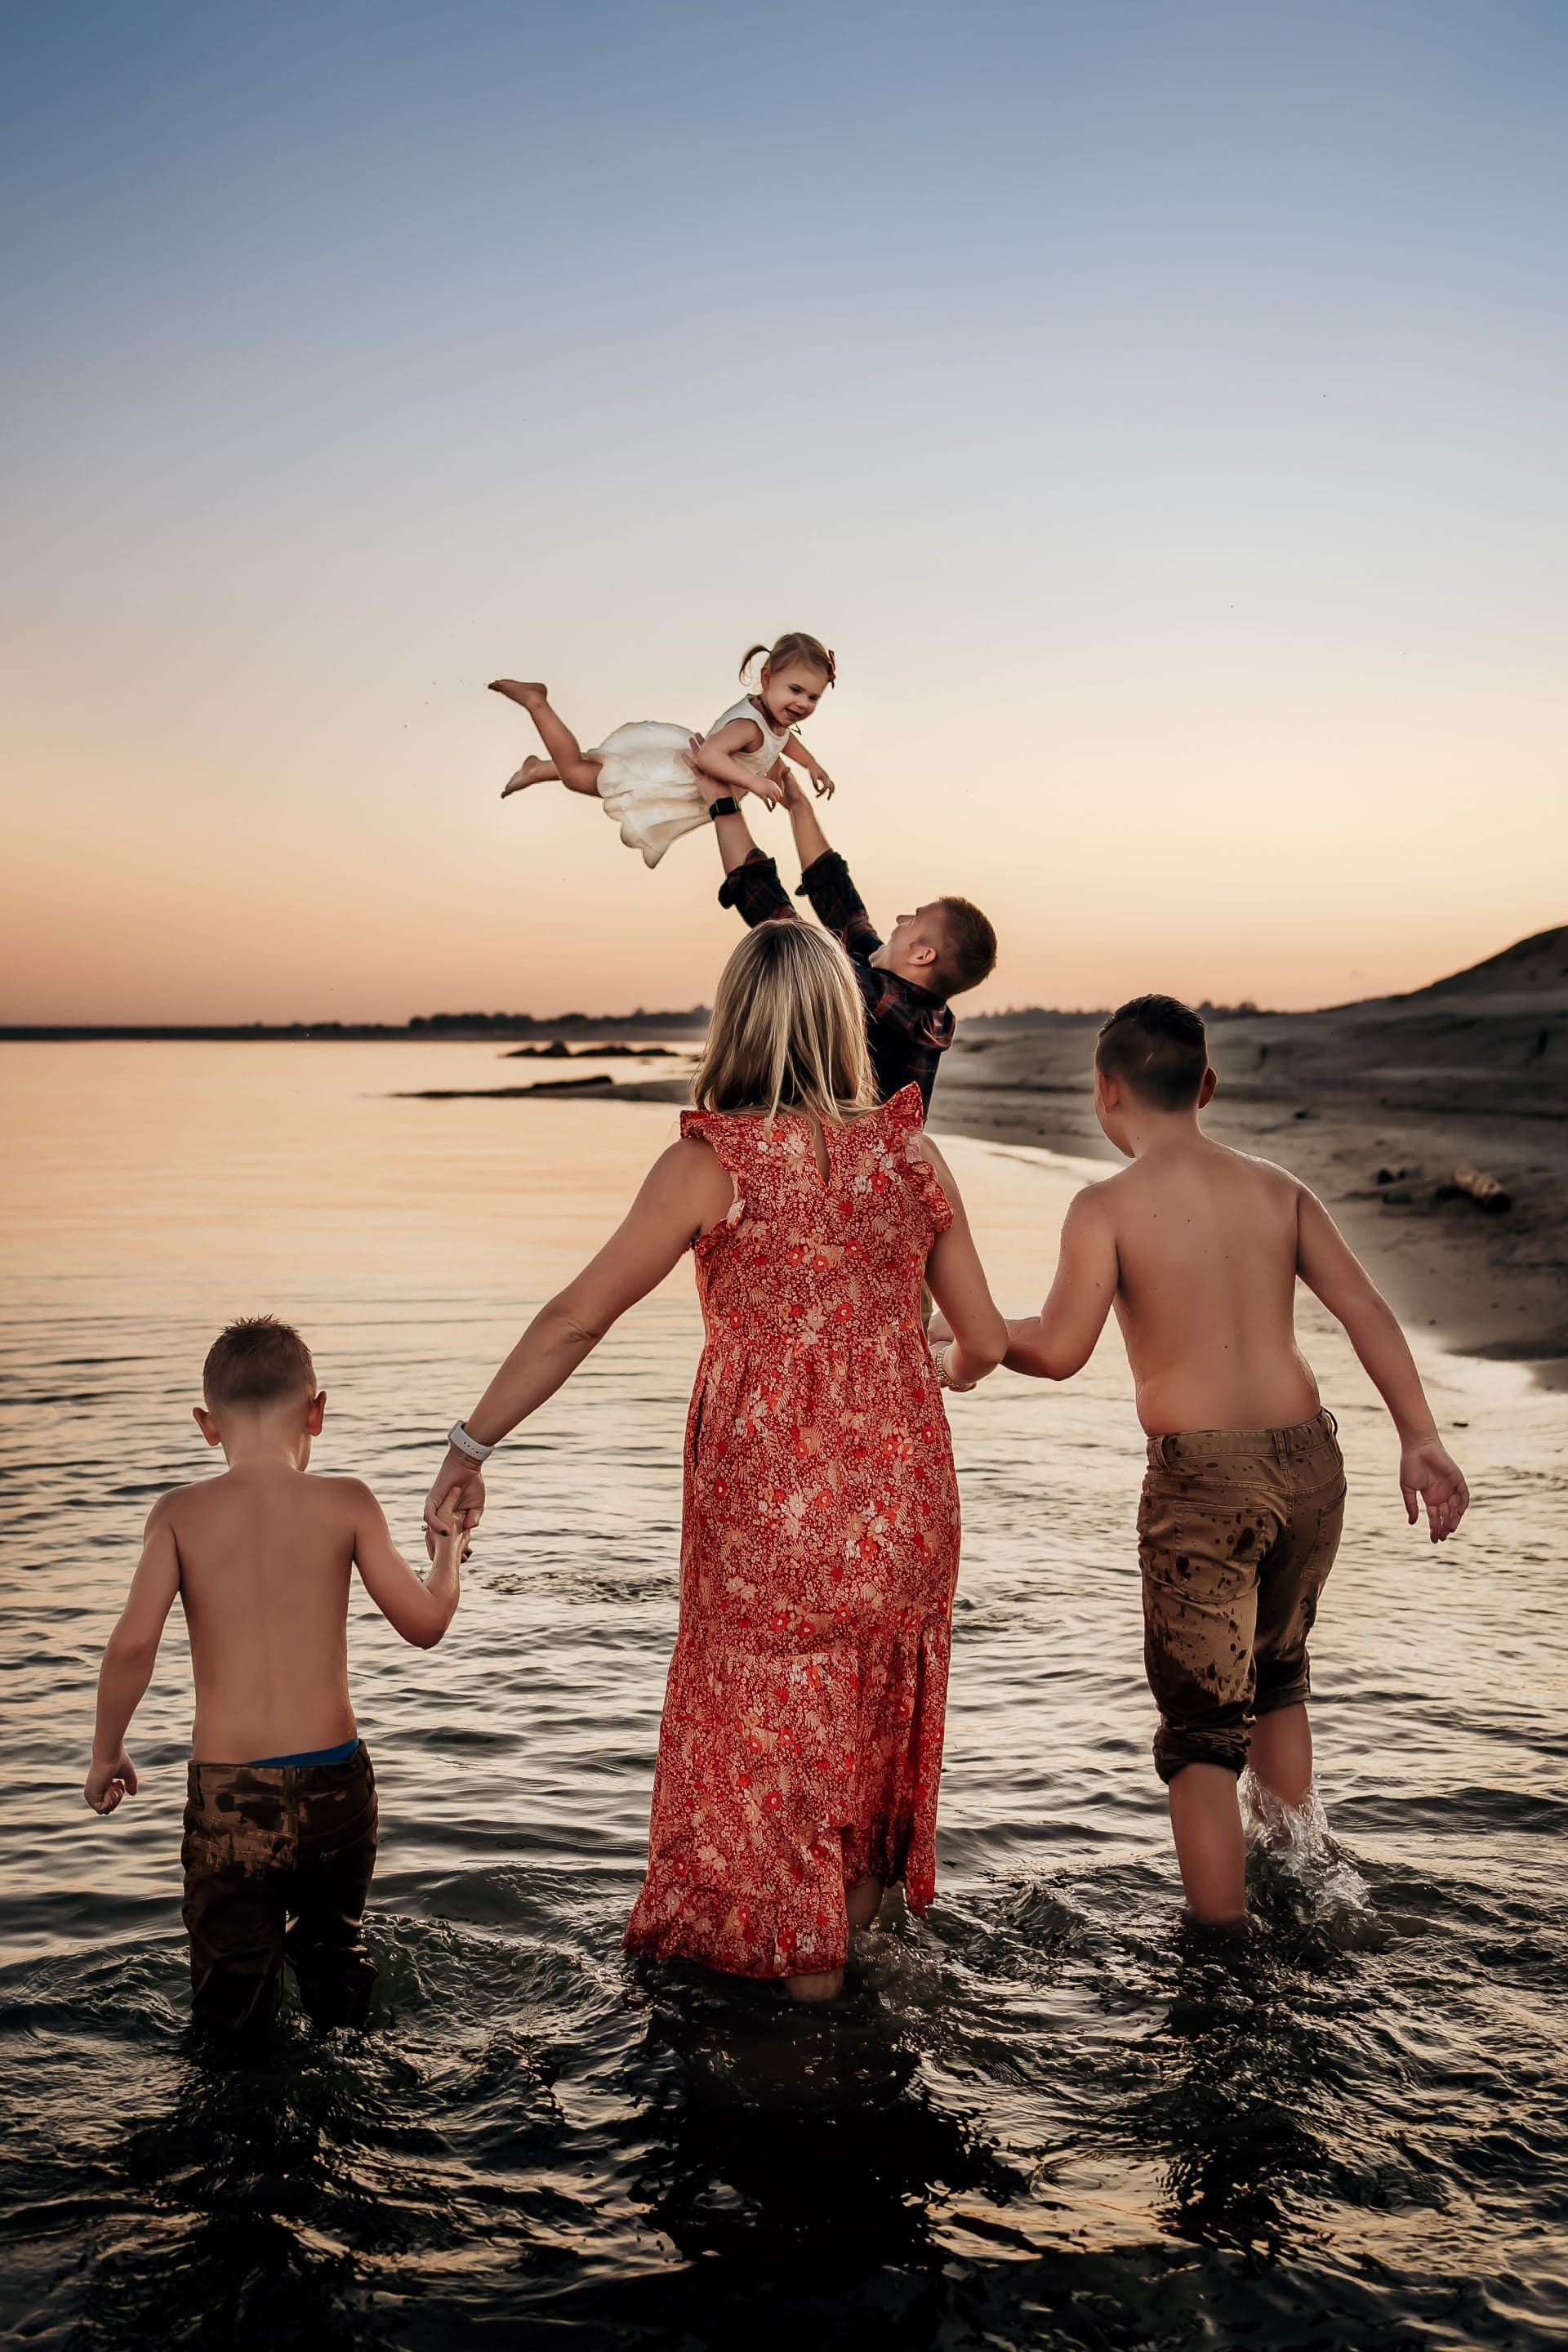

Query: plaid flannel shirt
[[718, 848, 954, 1112]]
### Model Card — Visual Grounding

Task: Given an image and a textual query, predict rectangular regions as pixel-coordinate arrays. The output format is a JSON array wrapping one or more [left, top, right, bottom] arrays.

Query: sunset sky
[[2, 1, 1564, 1022]]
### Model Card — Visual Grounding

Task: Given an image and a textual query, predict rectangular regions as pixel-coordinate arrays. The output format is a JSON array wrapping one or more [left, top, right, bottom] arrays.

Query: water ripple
[[2, 1046, 1566, 2348]]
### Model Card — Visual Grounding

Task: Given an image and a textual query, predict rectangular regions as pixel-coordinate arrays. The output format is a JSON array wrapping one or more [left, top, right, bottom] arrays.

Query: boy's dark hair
[[203, 1316, 317, 1411], [931, 897, 998, 998], [1095, 994, 1209, 1109]]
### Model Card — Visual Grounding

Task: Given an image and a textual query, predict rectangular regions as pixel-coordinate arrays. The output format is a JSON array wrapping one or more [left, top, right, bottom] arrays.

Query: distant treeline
[[0, 1009, 716, 1042], [2, 1000, 1272, 1044], [409, 1008, 710, 1034], [964, 1000, 1264, 1031]]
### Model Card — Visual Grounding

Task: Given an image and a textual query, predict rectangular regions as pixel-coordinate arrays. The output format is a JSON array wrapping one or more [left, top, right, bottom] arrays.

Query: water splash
[[1241, 1770, 1376, 1939]]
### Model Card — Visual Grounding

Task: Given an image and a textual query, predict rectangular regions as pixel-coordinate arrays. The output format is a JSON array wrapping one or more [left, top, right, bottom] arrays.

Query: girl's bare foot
[[501, 758, 556, 798], [489, 679, 550, 711]]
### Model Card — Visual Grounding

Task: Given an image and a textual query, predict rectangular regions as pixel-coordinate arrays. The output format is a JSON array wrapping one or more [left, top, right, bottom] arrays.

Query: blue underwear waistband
[[243, 1735, 361, 1769]]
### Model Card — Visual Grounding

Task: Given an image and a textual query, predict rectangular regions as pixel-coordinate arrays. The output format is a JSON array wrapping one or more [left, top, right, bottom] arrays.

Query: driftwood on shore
[[1438, 1166, 1512, 1213]]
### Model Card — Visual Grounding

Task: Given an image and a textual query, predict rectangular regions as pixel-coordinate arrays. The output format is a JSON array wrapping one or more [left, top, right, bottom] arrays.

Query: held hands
[[424, 1463, 485, 1562], [84, 1752, 137, 1815], [426, 1484, 474, 1568], [1400, 1434, 1470, 1543]]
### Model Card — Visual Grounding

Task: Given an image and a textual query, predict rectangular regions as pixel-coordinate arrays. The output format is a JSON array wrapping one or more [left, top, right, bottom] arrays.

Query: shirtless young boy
[[964, 996, 1469, 1927], [83, 1316, 466, 2032]]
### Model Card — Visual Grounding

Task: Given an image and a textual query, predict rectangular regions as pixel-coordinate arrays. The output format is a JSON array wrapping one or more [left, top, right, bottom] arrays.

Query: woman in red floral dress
[[426, 922, 1005, 1999]]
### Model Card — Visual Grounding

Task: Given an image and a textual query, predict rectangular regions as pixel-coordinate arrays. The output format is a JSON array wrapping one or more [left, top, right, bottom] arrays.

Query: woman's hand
[[424, 1453, 485, 1560]]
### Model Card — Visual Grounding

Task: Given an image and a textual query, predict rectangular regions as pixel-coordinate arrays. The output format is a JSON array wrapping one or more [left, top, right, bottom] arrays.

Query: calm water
[[2, 1043, 1566, 2350]]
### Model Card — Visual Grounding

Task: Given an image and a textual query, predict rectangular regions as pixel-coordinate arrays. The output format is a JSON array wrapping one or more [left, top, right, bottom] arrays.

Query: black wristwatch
[[707, 795, 741, 819]]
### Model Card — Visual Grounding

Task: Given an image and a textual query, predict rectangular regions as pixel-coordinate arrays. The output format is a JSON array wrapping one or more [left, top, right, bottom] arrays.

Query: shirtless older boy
[[83, 1316, 466, 2031], [962, 996, 1469, 1926]]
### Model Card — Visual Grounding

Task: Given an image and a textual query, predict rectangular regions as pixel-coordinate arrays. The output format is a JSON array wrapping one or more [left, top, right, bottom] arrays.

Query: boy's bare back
[[87, 1316, 465, 1815], [1091, 1136, 1321, 1435], [159, 1465, 370, 1762], [1001, 993, 1466, 1542]]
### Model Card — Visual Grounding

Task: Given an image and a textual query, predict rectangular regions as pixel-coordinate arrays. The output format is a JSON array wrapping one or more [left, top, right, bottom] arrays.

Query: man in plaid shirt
[[699, 770, 996, 1113]]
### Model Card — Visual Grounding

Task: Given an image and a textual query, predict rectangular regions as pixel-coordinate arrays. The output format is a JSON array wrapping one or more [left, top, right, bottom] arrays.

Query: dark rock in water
[[1379, 1187, 1413, 1206], [1375, 1168, 1395, 1185]]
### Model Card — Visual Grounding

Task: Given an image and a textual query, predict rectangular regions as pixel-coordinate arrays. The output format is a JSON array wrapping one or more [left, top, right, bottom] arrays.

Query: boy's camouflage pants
[[180, 1744, 378, 2030]]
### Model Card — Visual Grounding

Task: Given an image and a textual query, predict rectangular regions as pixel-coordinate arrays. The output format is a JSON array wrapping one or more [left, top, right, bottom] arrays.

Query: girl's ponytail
[[739, 632, 837, 687]]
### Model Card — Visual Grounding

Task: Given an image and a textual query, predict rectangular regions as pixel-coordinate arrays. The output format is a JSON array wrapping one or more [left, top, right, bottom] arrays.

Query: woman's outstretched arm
[[920, 1142, 1008, 1388], [423, 1137, 732, 1544]]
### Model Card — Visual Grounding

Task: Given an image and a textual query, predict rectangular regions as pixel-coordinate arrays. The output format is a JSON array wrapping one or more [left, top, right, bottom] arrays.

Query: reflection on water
[[2, 1044, 1566, 2349]]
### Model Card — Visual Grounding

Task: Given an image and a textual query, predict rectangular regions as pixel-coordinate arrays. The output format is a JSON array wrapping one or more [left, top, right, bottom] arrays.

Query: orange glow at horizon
[[2, 8, 1564, 1024]]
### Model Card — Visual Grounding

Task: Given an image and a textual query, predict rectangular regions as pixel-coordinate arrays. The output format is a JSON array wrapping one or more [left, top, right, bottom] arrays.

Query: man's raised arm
[[777, 771, 882, 957], [690, 738, 798, 928]]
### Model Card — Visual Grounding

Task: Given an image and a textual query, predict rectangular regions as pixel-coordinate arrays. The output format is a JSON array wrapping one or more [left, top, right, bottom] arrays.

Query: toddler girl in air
[[490, 631, 838, 869]]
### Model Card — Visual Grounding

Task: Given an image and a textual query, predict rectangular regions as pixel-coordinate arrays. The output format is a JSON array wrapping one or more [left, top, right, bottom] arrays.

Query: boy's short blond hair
[[203, 1316, 316, 1410]]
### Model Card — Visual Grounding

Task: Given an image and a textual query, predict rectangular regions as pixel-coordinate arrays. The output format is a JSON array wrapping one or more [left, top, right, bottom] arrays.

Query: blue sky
[[2, 2, 1564, 1019]]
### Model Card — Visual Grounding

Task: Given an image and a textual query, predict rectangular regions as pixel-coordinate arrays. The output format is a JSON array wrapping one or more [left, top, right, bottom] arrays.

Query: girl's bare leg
[[783, 1873, 886, 2004], [488, 680, 603, 796]]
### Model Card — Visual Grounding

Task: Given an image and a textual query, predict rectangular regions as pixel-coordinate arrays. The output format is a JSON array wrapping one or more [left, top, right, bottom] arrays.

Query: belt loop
[[1324, 1406, 1339, 1440]]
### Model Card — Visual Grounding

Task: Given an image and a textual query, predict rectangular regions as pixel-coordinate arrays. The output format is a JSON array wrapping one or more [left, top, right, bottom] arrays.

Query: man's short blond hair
[[930, 897, 997, 997]]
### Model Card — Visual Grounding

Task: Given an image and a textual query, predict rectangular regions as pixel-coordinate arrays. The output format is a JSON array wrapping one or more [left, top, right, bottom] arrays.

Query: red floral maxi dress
[[623, 1082, 961, 1980]]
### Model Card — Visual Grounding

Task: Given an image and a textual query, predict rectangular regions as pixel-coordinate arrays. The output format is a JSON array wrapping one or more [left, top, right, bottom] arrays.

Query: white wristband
[[448, 1419, 494, 1462]]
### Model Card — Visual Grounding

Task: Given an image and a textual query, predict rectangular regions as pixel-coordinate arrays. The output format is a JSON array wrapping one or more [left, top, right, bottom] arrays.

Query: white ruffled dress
[[523, 697, 791, 870]]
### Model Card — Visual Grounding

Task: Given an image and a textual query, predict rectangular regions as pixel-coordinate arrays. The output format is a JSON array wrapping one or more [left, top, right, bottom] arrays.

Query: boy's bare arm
[[1295, 1186, 1469, 1541], [1004, 1187, 1120, 1379], [349, 1481, 464, 1648], [85, 1496, 181, 1812]]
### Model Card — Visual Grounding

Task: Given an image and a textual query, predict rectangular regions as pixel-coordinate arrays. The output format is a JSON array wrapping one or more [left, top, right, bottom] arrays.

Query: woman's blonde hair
[[693, 922, 875, 1124]]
